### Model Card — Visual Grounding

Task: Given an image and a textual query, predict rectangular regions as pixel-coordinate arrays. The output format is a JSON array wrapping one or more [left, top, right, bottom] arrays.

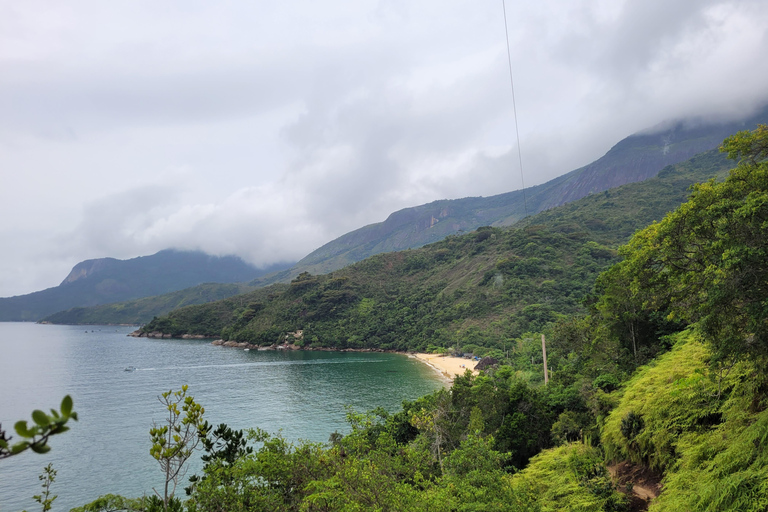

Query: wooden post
[[541, 334, 549, 385]]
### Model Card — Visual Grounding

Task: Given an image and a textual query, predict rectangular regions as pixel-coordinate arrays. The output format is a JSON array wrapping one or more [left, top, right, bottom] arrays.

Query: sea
[[0, 322, 444, 511]]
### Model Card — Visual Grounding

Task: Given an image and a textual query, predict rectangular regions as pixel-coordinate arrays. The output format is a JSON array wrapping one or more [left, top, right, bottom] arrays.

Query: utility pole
[[541, 334, 549, 385]]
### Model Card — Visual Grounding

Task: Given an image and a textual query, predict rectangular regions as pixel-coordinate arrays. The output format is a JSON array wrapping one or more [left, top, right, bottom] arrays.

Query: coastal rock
[[128, 330, 210, 340], [475, 356, 499, 371], [211, 339, 301, 351]]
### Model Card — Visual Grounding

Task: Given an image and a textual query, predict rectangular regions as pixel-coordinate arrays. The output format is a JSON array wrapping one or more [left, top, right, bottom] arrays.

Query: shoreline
[[131, 331, 479, 383], [410, 353, 478, 382]]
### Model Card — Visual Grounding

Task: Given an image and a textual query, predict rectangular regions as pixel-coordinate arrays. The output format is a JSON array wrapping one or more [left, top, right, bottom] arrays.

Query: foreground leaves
[[0, 395, 78, 460]]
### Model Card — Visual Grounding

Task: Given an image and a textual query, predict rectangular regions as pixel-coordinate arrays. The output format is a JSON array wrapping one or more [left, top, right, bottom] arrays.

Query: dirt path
[[608, 462, 662, 511]]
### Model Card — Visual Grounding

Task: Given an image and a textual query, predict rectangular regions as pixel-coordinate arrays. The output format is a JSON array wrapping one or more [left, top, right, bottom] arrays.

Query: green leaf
[[32, 410, 50, 427], [61, 395, 73, 416], [11, 441, 29, 454], [14, 420, 33, 438], [30, 443, 51, 454]]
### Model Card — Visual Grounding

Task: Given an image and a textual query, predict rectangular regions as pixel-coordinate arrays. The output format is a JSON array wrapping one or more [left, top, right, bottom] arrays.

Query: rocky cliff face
[[61, 258, 118, 285]]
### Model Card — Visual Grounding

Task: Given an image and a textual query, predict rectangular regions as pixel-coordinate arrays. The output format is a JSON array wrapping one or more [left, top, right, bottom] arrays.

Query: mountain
[[259, 107, 768, 282], [32, 110, 764, 326], [0, 250, 291, 322], [138, 147, 735, 348], [39, 282, 257, 325], [49, 145, 733, 328]]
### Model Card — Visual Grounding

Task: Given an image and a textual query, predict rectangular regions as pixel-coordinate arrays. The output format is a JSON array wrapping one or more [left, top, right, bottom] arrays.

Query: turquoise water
[[0, 323, 443, 511]]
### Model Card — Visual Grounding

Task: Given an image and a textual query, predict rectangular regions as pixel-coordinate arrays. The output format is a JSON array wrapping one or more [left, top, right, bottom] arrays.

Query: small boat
[[124, 366, 137, 372]]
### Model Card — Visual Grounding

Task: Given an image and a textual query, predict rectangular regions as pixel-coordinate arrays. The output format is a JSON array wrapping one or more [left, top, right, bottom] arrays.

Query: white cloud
[[1, 0, 767, 296]]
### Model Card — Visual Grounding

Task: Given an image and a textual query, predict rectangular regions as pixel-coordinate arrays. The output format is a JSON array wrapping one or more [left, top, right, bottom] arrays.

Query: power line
[[502, 0, 528, 218]]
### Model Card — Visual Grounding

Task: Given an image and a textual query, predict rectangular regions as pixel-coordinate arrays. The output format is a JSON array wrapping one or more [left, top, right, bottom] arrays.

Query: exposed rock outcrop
[[474, 356, 499, 371]]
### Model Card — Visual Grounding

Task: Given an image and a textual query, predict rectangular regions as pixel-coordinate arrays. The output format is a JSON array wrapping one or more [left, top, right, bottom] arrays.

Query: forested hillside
[[139, 148, 732, 351]]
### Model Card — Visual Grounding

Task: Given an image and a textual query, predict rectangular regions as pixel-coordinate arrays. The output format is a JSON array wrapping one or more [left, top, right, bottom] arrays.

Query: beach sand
[[412, 353, 478, 382]]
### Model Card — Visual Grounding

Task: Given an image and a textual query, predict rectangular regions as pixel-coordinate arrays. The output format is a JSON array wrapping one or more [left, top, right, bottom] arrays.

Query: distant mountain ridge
[[9, 108, 767, 324], [263, 107, 768, 282], [0, 250, 291, 322], [137, 147, 736, 347], [46, 147, 733, 326]]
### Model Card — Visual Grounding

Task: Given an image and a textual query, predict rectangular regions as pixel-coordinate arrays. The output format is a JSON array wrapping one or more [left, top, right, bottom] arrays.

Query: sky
[[1, 0, 768, 297]]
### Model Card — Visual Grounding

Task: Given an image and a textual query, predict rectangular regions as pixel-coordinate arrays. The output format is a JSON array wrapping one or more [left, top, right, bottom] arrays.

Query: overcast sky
[[1, 0, 767, 297]]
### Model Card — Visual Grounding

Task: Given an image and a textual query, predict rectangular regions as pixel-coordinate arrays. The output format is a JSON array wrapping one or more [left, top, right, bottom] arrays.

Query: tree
[[30, 463, 58, 512], [186, 423, 253, 495], [604, 125, 768, 367], [149, 386, 207, 511], [0, 395, 77, 460]]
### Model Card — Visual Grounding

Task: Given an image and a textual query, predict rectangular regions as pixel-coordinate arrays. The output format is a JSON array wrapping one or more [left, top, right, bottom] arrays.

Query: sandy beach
[[412, 353, 478, 382]]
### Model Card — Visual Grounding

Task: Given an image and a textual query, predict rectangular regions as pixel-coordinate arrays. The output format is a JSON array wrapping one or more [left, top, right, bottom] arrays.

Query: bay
[[0, 323, 443, 511]]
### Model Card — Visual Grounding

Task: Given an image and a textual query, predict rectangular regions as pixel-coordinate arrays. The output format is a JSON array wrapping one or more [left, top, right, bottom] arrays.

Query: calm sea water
[[0, 323, 443, 511]]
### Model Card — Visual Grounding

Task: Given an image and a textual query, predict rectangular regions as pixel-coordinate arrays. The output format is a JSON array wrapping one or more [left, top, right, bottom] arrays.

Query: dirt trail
[[608, 462, 662, 512]]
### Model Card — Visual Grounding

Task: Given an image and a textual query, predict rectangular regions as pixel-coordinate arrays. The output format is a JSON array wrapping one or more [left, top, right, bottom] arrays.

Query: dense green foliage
[[597, 126, 768, 366], [145, 227, 619, 350], [510, 443, 627, 511], [599, 333, 768, 512], [174, 370, 624, 512], [0, 395, 77, 459]]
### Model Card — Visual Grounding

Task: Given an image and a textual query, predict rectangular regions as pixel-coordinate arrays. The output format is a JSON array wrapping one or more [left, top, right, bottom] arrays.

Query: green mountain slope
[[0, 250, 290, 322], [40, 282, 257, 325], [140, 148, 733, 349], [259, 108, 768, 283]]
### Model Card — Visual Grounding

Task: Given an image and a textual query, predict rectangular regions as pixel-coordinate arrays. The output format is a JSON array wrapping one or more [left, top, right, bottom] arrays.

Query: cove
[[0, 322, 443, 511]]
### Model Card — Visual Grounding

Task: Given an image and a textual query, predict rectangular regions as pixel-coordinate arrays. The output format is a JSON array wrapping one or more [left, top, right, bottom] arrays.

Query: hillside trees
[[597, 125, 768, 368]]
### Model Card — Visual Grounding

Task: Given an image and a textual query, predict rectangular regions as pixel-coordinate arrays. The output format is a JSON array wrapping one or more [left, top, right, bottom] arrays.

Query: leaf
[[14, 420, 33, 438], [61, 395, 73, 417], [32, 410, 50, 427], [11, 441, 29, 454], [30, 443, 51, 454]]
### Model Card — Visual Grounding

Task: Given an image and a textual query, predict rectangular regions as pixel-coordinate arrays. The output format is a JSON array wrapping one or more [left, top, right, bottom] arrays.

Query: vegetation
[[30, 463, 58, 512], [149, 386, 208, 511], [0, 395, 77, 459]]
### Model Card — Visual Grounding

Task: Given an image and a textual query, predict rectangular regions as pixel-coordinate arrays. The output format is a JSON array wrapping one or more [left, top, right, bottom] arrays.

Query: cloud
[[1, 0, 768, 296]]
